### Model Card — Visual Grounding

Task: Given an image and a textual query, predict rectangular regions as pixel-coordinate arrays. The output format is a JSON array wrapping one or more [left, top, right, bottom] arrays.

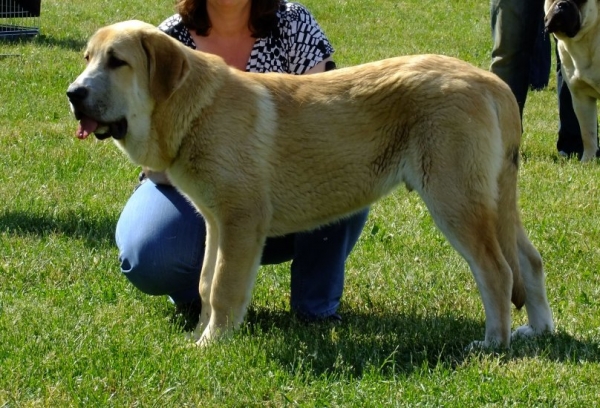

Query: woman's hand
[[144, 167, 172, 185]]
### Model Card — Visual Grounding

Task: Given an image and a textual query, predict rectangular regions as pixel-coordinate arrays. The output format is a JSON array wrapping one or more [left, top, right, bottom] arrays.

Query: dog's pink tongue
[[76, 117, 98, 139]]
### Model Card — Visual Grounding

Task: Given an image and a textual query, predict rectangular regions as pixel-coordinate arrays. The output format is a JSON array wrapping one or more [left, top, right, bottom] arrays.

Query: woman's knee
[[115, 181, 206, 296], [117, 237, 174, 295]]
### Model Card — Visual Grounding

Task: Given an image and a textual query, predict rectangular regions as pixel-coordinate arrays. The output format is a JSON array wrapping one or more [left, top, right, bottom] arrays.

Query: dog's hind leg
[[494, 149, 554, 340], [511, 225, 554, 339], [419, 166, 513, 347], [420, 189, 514, 347], [494, 154, 526, 310]]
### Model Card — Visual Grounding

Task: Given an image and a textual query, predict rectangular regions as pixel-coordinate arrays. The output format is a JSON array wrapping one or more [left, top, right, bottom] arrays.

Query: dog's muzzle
[[66, 84, 127, 140], [545, 0, 581, 37]]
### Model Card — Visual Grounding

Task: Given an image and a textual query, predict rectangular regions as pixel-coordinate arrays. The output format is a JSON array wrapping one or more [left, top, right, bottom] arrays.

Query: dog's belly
[[266, 157, 406, 236]]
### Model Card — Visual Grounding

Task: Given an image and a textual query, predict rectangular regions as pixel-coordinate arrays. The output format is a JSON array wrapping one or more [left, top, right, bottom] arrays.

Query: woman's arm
[[305, 57, 334, 74]]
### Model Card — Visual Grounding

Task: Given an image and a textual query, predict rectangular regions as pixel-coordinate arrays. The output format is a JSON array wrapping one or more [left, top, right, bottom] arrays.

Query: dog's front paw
[[580, 150, 597, 162], [198, 326, 215, 346], [194, 333, 211, 348], [194, 324, 227, 347], [188, 320, 207, 343]]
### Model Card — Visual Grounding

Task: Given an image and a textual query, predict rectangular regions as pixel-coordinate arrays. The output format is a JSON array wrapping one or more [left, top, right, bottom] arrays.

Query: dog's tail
[[494, 88, 527, 309]]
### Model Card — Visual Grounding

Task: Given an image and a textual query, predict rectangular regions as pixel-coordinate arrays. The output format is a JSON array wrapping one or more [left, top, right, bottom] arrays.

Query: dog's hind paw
[[512, 322, 555, 339], [465, 339, 504, 352], [465, 340, 487, 352], [511, 324, 540, 339]]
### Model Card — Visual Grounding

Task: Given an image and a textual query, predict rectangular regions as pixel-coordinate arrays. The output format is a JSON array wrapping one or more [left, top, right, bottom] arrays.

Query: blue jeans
[[490, 0, 584, 155], [115, 180, 369, 319]]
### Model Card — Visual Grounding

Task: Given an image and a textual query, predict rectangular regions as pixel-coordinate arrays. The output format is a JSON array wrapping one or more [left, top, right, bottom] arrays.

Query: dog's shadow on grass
[[244, 308, 600, 378], [0, 209, 115, 248]]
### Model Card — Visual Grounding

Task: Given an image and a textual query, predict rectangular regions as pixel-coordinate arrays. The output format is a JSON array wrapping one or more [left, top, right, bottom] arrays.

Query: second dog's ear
[[141, 30, 190, 102]]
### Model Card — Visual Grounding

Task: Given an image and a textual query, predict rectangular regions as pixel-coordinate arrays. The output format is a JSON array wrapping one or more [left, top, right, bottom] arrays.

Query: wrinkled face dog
[[544, 0, 595, 38], [68, 20, 555, 349], [544, 0, 600, 161]]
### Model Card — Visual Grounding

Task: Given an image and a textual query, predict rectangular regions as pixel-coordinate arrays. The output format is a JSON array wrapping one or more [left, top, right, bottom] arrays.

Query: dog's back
[[250, 54, 528, 310], [244, 56, 520, 233]]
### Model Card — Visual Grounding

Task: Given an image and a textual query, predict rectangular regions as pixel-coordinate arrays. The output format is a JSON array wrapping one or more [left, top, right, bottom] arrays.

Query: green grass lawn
[[2, 0, 600, 405]]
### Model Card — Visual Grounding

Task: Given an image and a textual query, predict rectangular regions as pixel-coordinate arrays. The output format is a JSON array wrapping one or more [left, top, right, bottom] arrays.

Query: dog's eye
[[108, 55, 127, 69]]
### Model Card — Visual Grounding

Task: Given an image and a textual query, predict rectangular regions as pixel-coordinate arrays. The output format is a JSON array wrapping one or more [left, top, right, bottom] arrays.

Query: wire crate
[[0, 0, 41, 39]]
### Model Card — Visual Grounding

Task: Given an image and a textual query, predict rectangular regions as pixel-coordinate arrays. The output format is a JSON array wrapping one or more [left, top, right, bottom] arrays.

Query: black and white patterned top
[[158, 1, 334, 75]]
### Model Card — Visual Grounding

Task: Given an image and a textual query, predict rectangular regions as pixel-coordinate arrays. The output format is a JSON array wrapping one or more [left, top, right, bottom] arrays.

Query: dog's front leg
[[196, 218, 266, 346], [571, 92, 598, 161], [192, 213, 220, 341]]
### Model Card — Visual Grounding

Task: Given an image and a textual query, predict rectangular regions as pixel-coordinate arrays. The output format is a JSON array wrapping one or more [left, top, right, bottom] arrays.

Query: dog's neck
[[146, 50, 233, 170]]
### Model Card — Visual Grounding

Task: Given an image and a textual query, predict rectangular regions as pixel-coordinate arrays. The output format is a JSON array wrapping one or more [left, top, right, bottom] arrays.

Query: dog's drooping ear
[[141, 31, 190, 103]]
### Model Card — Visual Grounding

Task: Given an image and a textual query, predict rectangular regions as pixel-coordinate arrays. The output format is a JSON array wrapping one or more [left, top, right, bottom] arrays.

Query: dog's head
[[67, 20, 190, 165], [545, 0, 600, 38]]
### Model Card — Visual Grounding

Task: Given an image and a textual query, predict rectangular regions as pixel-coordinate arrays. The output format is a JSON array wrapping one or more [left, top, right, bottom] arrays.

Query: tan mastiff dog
[[67, 20, 554, 348], [545, 0, 600, 161]]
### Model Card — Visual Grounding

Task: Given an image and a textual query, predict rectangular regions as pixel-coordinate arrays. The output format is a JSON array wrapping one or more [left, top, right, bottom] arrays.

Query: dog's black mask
[[545, 0, 583, 37]]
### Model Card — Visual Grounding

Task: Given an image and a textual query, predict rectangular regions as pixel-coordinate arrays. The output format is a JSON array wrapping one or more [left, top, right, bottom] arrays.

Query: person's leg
[[529, 15, 551, 91], [289, 209, 369, 320], [116, 180, 368, 321], [116, 180, 299, 298], [115, 180, 205, 304], [490, 0, 544, 117]]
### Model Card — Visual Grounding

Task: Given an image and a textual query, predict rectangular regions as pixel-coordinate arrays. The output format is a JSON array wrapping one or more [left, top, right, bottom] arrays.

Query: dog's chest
[[568, 68, 600, 98], [560, 48, 600, 98]]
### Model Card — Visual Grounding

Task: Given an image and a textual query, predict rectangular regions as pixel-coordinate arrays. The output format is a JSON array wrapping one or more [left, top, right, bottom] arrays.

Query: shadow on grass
[[35, 34, 87, 51], [244, 308, 483, 377], [243, 308, 600, 378], [0, 209, 116, 248], [0, 34, 87, 51]]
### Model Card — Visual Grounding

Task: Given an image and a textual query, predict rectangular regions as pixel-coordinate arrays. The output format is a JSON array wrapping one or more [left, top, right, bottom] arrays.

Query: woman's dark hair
[[176, 0, 281, 38]]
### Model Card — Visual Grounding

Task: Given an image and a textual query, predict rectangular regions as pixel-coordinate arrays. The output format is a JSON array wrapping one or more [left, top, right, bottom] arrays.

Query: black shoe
[[172, 298, 202, 332]]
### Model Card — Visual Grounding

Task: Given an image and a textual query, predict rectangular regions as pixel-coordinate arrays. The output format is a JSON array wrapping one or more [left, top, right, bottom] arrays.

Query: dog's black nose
[[66, 86, 88, 103]]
